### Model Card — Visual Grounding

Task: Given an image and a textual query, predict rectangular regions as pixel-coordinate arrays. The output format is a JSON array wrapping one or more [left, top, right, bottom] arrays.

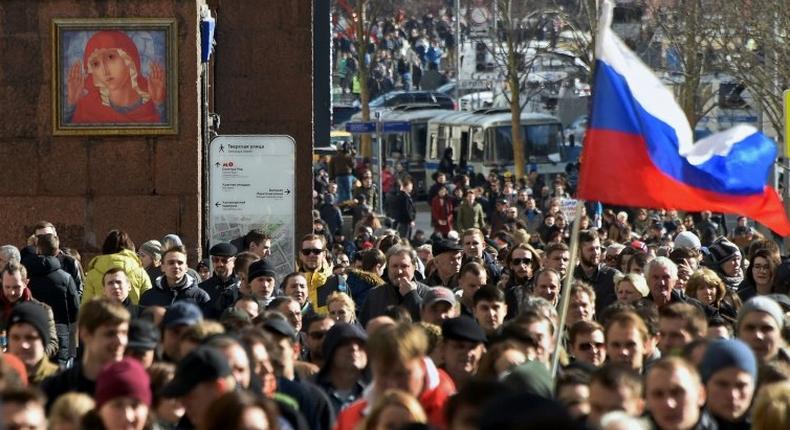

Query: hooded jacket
[[82, 249, 152, 305], [138, 275, 209, 308], [22, 254, 79, 325]]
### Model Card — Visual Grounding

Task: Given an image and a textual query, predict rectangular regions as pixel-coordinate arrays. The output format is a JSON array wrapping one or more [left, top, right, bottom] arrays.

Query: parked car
[[358, 91, 456, 110]]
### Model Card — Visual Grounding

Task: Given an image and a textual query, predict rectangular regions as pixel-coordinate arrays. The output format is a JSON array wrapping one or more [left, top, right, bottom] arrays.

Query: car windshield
[[369, 93, 397, 107]]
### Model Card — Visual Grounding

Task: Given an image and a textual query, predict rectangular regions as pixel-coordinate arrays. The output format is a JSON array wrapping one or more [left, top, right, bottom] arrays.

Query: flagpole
[[550, 199, 585, 378], [550, 0, 613, 379]]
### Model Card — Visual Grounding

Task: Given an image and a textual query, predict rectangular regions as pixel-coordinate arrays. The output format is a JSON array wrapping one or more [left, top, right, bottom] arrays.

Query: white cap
[[674, 231, 701, 250]]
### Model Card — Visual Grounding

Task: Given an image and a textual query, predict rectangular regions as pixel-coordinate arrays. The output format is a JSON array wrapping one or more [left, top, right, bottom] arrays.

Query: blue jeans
[[336, 174, 354, 203]]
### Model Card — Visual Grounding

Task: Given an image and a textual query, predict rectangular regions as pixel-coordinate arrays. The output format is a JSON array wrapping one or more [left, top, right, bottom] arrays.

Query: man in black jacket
[[391, 177, 416, 240], [199, 243, 240, 319], [358, 245, 430, 326], [41, 298, 130, 410], [22, 234, 79, 367], [573, 229, 618, 315], [139, 245, 210, 308], [33, 221, 83, 297]]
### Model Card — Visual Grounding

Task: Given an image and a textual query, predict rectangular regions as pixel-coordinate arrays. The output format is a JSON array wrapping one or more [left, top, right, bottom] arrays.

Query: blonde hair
[[362, 389, 427, 430], [368, 323, 428, 367], [685, 268, 726, 306], [752, 382, 790, 430], [614, 273, 649, 298], [87, 48, 150, 106], [327, 292, 355, 315], [49, 393, 95, 428]]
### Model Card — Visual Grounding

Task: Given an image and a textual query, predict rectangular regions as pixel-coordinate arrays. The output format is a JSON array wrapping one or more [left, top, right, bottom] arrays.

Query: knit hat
[[139, 240, 163, 261], [707, 237, 741, 266], [127, 319, 160, 351], [503, 361, 554, 399], [248, 259, 277, 282], [674, 231, 701, 251], [7, 302, 50, 346], [737, 296, 785, 331], [95, 358, 152, 408], [699, 339, 757, 384], [161, 234, 184, 248]]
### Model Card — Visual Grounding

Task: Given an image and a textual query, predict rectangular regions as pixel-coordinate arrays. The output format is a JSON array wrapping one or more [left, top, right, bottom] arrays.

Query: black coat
[[139, 276, 210, 308], [390, 190, 416, 223], [573, 264, 619, 316], [358, 281, 430, 326], [199, 274, 240, 319], [23, 254, 79, 324]]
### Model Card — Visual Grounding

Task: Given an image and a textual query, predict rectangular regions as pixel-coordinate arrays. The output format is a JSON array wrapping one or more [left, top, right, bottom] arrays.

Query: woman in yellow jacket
[[82, 230, 152, 304]]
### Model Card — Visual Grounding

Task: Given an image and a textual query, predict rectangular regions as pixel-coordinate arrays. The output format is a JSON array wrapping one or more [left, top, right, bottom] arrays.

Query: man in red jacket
[[334, 323, 456, 430]]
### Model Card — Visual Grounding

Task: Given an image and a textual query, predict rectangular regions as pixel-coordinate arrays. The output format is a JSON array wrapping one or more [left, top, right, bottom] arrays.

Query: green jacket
[[455, 202, 485, 231]]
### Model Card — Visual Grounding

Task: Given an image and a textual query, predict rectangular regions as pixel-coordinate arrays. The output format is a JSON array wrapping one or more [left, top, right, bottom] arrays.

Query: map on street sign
[[210, 136, 296, 278]]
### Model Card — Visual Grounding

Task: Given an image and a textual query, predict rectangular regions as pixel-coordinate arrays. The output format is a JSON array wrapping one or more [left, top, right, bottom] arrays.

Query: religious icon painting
[[52, 18, 178, 135]]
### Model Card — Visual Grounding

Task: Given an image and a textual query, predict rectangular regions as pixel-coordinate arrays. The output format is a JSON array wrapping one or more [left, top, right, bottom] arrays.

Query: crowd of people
[[333, 7, 458, 101], [2, 158, 790, 430]]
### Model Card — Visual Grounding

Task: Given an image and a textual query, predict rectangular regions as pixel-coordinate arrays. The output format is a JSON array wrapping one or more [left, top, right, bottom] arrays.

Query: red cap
[[95, 357, 151, 409]]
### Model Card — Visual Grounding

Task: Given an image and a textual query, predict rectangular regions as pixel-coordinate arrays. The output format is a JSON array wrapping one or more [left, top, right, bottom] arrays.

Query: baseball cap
[[262, 318, 297, 341], [161, 346, 231, 397], [442, 316, 486, 344], [162, 302, 203, 329], [423, 287, 457, 308]]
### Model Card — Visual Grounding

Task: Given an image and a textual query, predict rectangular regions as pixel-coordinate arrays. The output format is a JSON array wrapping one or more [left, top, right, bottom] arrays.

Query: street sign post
[[345, 121, 376, 134], [209, 135, 296, 279], [381, 121, 411, 133]]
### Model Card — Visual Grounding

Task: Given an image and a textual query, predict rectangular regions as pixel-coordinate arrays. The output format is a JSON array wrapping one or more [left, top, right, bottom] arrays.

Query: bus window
[[436, 125, 447, 158], [493, 126, 515, 162], [412, 124, 428, 162], [525, 123, 562, 158], [429, 132, 438, 159], [470, 128, 484, 162]]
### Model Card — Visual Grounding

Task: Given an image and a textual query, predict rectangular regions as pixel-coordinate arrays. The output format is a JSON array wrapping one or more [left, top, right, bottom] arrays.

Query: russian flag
[[578, 1, 790, 236]]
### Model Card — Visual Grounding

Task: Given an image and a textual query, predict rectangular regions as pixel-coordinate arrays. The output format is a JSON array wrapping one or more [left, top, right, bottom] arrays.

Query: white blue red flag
[[578, 1, 790, 236]]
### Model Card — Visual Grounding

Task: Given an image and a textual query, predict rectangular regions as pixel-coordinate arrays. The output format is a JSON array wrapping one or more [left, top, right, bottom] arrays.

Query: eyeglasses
[[301, 248, 324, 256], [577, 342, 605, 351], [511, 258, 532, 266]]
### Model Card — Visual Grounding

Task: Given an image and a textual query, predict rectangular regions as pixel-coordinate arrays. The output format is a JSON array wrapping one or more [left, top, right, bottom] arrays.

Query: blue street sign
[[345, 121, 376, 133], [382, 121, 411, 133]]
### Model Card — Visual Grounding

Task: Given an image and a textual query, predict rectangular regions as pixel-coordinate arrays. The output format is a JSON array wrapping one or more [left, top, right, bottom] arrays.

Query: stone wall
[[0, 1, 203, 259], [207, 0, 315, 242]]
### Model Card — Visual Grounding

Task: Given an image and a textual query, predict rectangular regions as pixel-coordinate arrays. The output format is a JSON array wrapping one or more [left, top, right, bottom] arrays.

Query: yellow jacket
[[82, 249, 152, 304]]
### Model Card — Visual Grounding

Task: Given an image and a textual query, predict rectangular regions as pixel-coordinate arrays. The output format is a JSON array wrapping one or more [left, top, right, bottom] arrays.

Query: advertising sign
[[209, 135, 296, 278]]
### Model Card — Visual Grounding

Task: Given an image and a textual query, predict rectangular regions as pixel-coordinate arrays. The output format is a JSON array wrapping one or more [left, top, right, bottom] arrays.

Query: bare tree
[[488, 0, 557, 178], [713, 0, 789, 140]]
